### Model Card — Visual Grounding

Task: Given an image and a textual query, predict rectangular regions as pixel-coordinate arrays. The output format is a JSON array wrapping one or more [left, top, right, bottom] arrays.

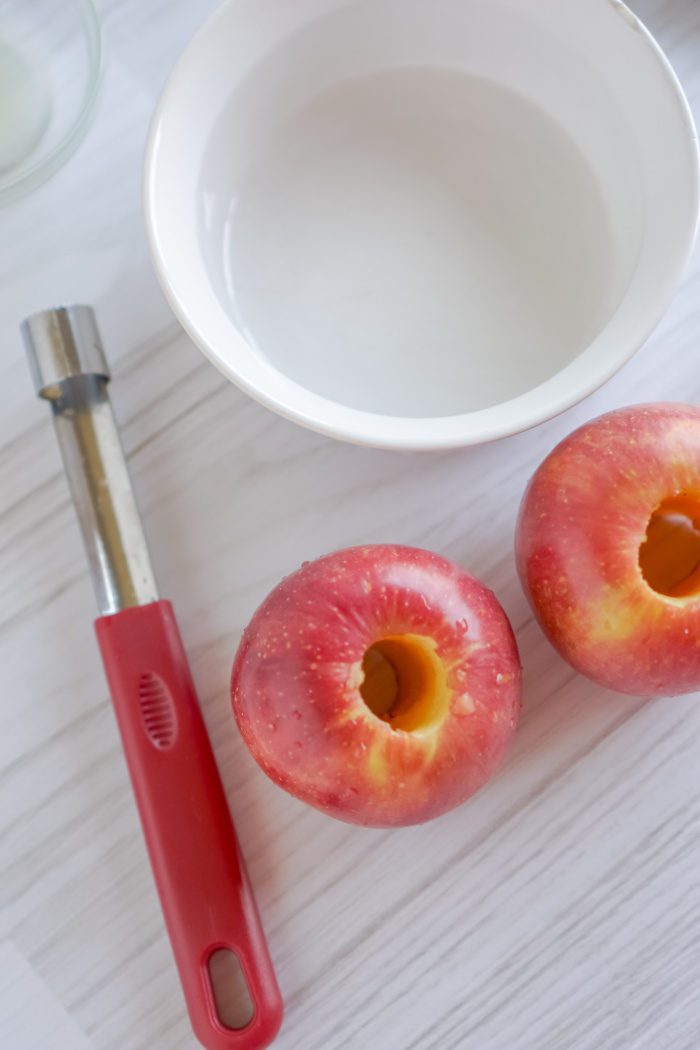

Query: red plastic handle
[[95, 601, 282, 1050]]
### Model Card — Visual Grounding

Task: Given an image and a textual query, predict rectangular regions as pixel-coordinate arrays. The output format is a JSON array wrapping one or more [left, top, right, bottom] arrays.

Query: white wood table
[[2, 2, 699, 1047]]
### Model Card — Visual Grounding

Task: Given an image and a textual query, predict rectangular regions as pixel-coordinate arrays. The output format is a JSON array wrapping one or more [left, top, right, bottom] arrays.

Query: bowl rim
[[0, 0, 104, 206], [143, 0, 700, 451]]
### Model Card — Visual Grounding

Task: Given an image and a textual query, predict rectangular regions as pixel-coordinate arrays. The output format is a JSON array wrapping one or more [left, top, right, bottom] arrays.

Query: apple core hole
[[359, 634, 450, 732], [639, 494, 700, 599]]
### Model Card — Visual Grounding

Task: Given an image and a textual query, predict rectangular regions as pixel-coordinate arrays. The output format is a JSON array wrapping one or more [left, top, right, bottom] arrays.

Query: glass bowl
[[0, 0, 102, 205]]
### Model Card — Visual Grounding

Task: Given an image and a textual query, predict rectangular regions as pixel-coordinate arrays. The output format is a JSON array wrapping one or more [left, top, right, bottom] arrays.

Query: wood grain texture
[[1, 1, 700, 1048]]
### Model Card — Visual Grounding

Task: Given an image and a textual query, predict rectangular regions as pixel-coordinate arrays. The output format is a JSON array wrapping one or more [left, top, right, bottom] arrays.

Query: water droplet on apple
[[292, 709, 302, 720]]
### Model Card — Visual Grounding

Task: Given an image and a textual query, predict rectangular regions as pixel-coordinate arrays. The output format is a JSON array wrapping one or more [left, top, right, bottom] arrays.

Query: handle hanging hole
[[208, 948, 255, 1031]]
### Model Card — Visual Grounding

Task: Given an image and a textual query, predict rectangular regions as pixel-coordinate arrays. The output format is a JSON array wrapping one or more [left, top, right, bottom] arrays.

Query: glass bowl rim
[[0, 0, 104, 205]]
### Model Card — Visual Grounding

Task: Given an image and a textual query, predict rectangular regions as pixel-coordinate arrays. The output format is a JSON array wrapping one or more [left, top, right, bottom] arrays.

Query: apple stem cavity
[[359, 634, 451, 734]]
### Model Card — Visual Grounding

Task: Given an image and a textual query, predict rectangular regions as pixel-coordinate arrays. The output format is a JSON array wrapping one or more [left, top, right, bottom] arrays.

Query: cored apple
[[231, 545, 521, 827], [516, 403, 700, 696]]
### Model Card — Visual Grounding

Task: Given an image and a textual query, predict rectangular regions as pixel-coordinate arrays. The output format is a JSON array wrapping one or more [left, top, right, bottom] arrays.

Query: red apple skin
[[231, 545, 521, 827], [516, 403, 700, 696]]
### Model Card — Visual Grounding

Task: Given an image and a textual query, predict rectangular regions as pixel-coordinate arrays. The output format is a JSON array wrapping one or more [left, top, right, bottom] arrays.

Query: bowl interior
[[201, 66, 616, 417], [146, 0, 698, 445]]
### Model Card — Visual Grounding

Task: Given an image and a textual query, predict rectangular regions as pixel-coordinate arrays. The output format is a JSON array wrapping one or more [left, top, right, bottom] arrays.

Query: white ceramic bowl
[[145, 0, 699, 450]]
